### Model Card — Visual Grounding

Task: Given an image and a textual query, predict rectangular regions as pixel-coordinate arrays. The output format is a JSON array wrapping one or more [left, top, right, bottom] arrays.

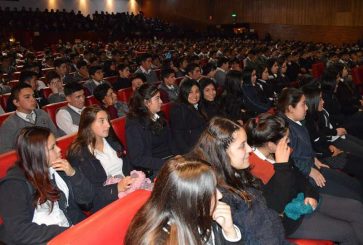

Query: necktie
[[26, 113, 35, 124]]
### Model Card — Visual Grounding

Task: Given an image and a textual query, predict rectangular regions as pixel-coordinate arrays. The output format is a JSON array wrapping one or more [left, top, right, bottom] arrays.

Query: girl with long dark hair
[[189, 117, 289, 245], [0, 127, 93, 244], [125, 156, 242, 245], [199, 77, 222, 121], [245, 113, 363, 244], [126, 83, 174, 178]]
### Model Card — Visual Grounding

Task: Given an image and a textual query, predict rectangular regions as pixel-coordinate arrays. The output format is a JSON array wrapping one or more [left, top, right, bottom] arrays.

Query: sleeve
[[294, 167, 319, 201], [56, 109, 79, 135], [67, 168, 94, 206], [169, 105, 189, 154], [242, 86, 270, 113], [213, 223, 242, 245], [0, 119, 17, 153], [0, 180, 67, 244], [125, 121, 164, 170], [42, 111, 60, 137]]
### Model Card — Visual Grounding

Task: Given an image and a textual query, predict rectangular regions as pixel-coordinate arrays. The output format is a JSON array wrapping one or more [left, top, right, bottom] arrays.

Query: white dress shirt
[[94, 138, 124, 178], [56, 104, 84, 135]]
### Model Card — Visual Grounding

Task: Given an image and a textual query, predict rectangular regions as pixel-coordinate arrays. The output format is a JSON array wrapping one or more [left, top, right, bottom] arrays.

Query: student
[[83, 65, 107, 95], [46, 71, 66, 104], [94, 83, 128, 119], [0, 83, 58, 153], [113, 64, 131, 91], [170, 79, 206, 154], [125, 156, 242, 245], [56, 83, 86, 135], [199, 78, 222, 120], [64, 60, 89, 84], [67, 106, 133, 212], [277, 88, 363, 202], [131, 73, 146, 92], [245, 113, 363, 244], [214, 57, 229, 87], [126, 84, 174, 178], [0, 127, 94, 244], [134, 53, 158, 83], [158, 68, 179, 103], [54, 58, 68, 82], [189, 117, 289, 245]]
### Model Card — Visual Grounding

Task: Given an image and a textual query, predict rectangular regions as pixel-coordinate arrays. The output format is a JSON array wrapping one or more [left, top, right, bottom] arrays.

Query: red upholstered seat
[[0, 92, 11, 110], [48, 190, 151, 245], [288, 238, 333, 245], [175, 76, 184, 86], [0, 150, 17, 179], [40, 87, 52, 99], [42, 101, 68, 125], [111, 116, 127, 148], [104, 76, 118, 84], [8, 80, 19, 88], [312, 62, 325, 79], [117, 87, 133, 103], [56, 133, 77, 158], [160, 102, 173, 123], [85, 95, 100, 106], [0, 112, 14, 127]]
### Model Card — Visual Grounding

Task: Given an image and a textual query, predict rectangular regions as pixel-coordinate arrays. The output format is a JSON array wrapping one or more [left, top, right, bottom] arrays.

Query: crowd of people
[[1, 9, 363, 244]]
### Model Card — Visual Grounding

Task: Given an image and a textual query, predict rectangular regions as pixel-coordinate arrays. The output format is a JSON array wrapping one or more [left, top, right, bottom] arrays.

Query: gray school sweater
[[0, 109, 58, 154]]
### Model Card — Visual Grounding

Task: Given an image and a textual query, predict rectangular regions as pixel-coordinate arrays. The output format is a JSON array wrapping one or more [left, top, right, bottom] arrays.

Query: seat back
[[111, 116, 127, 148], [104, 76, 118, 85], [160, 102, 173, 123], [117, 87, 133, 103], [288, 238, 333, 245], [0, 112, 14, 127], [40, 87, 52, 99], [0, 92, 11, 110], [312, 62, 325, 79], [0, 150, 17, 179], [48, 190, 151, 245], [352, 67, 362, 86], [85, 96, 100, 106], [56, 133, 77, 158], [175, 77, 184, 86], [42, 101, 68, 125]]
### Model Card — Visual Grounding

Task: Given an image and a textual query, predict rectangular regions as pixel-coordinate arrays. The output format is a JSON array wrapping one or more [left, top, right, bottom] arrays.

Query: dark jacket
[[67, 136, 129, 212], [336, 79, 361, 115], [242, 84, 272, 114], [113, 77, 132, 91], [0, 165, 94, 245], [170, 103, 206, 154], [221, 188, 290, 245]]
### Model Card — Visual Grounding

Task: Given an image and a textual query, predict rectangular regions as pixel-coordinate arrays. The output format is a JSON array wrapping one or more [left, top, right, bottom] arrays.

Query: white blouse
[[94, 138, 124, 178]]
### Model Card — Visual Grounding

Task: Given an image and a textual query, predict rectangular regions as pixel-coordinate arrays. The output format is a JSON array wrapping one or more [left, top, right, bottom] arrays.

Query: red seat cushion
[[42, 101, 68, 125], [117, 88, 133, 103], [0, 150, 17, 179], [85, 96, 101, 106], [56, 133, 77, 158], [160, 102, 173, 123], [288, 238, 334, 245], [111, 116, 127, 149]]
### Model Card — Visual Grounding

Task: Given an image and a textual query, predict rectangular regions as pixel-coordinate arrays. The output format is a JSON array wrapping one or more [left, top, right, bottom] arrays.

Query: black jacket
[[0, 165, 94, 245], [170, 103, 206, 154]]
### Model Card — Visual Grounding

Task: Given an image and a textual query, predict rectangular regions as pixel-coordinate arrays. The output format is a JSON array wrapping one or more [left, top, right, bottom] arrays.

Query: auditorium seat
[[312, 62, 325, 79], [288, 238, 333, 245], [111, 116, 127, 149], [85, 95, 100, 106], [12, 71, 21, 80], [42, 101, 68, 125], [0, 92, 11, 110], [0, 150, 17, 179], [56, 133, 77, 158], [8, 80, 19, 88], [40, 87, 52, 99], [104, 76, 118, 85], [175, 77, 184, 86], [48, 190, 151, 245], [117, 87, 133, 103], [0, 112, 14, 126], [160, 102, 173, 123]]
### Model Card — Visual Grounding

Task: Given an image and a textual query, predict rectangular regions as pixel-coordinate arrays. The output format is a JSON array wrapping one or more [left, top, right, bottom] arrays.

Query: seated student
[[94, 83, 128, 120], [126, 84, 174, 178], [0, 83, 58, 153], [180, 63, 202, 84], [67, 106, 134, 212], [134, 53, 159, 83], [126, 156, 242, 244], [242, 66, 272, 115], [245, 113, 363, 244], [255, 63, 275, 103], [202, 62, 217, 81], [83, 65, 107, 95], [170, 79, 207, 154], [113, 64, 131, 91], [199, 77, 222, 120], [56, 83, 85, 135], [214, 57, 230, 87], [54, 58, 68, 83], [0, 127, 94, 245], [64, 60, 89, 84], [277, 88, 363, 202], [46, 71, 66, 104], [6, 70, 48, 112], [131, 73, 146, 92], [189, 117, 290, 245], [102, 60, 118, 77], [158, 68, 179, 103]]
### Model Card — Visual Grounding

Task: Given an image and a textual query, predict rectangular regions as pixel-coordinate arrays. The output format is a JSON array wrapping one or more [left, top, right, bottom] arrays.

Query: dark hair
[[185, 63, 200, 75], [242, 66, 255, 85], [117, 63, 129, 72], [138, 53, 152, 64], [217, 57, 229, 68], [53, 58, 66, 68], [277, 88, 304, 113], [125, 156, 216, 245], [302, 84, 321, 118], [46, 70, 61, 83], [132, 73, 147, 83], [161, 68, 175, 81], [178, 79, 200, 105], [68, 106, 107, 156], [321, 64, 340, 91], [245, 113, 288, 147], [64, 82, 84, 97], [128, 83, 166, 133], [19, 70, 38, 84], [202, 63, 216, 76], [93, 83, 112, 104], [189, 117, 258, 204], [267, 58, 278, 74], [76, 60, 88, 70], [11, 83, 32, 100], [16, 127, 60, 208], [88, 65, 103, 76], [255, 63, 268, 80]]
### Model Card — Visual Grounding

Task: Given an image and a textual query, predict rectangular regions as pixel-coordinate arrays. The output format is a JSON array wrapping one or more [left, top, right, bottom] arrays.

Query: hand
[[51, 159, 75, 177], [117, 176, 134, 192], [212, 201, 237, 240], [314, 158, 330, 169], [328, 145, 343, 157], [309, 168, 326, 188], [275, 135, 291, 163], [304, 197, 318, 210], [49, 81, 59, 94], [336, 128, 347, 136]]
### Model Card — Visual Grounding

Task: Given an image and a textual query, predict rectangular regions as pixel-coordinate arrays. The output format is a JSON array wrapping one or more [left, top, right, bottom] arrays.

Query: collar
[[253, 147, 276, 164], [16, 110, 35, 122], [140, 66, 151, 74], [216, 67, 226, 72], [151, 113, 160, 122], [165, 84, 175, 90], [286, 115, 302, 126], [68, 104, 85, 114], [92, 79, 102, 86]]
